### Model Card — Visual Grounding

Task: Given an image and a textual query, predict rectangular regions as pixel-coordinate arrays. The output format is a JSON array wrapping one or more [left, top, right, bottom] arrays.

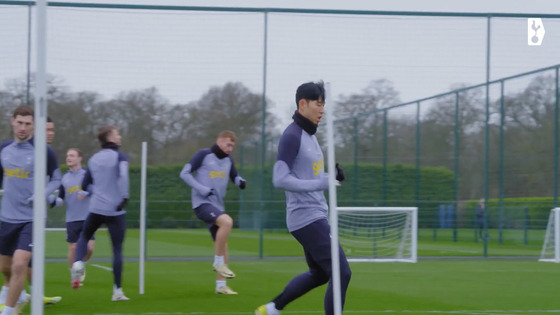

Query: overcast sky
[[1, 0, 559, 125]]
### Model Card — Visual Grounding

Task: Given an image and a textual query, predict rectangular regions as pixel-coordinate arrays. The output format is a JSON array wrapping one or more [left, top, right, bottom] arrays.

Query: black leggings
[[76, 213, 126, 288]]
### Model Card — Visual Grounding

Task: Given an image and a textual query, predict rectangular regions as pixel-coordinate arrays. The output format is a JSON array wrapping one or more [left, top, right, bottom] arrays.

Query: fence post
[[433, 207, 438, 241], [524, 206, 529, 246]]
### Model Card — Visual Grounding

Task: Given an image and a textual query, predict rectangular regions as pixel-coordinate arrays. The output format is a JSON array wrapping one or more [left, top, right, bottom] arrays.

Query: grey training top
[[82, 145, 129, 216], [180, 146, 244, 211], [273, 121, 329, 232], [0, 138, 61, 223], [58, 167, 90, 222]]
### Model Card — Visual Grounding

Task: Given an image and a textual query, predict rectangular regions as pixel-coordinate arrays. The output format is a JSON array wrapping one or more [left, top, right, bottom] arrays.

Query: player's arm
[[48, 184, 64, 207], [0, 140, 12, 188], [79, 167, 93, 198], [273, 132, 328, 192], [116, 151, 129, 210], [45, 147, 62, 196], [180, 149, 213, 196], [228, 157, 246, 189]]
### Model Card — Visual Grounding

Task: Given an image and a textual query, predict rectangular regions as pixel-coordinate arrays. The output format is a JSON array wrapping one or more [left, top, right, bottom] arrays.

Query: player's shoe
[[14, 292, 30, 315], [215, 285, 238, 295], [111, 287, 129, 301], [80, 268, 86, 283], [0, 304, 4, 312], [213, 264, 235, 278], [71, 260, 85, 289], [255, 305, 268, 315], [43, 295, 62, 305]]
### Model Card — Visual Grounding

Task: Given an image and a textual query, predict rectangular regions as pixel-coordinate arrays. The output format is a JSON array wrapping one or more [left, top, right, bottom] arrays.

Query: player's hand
[[25, 196, 34, 207], [116, 198, 128, 211], [336, 163, 345, 182], [77, 190, 89, 200], [207, 188, 216, 197], [239, 179, 246, 190], [47, 195, 56, 208]]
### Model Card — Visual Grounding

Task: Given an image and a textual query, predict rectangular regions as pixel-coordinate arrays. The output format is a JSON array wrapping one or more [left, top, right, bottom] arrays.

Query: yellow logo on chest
[[209, 171, 226, 179], [312, 158, 324, 175], [67, 185, 81, 194], [4, 168, 30, 178]]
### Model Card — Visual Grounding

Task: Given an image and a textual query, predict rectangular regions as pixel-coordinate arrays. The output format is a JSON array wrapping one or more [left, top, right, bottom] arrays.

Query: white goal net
[[539, 208, 560, 263], [337, 207, 417, 263]]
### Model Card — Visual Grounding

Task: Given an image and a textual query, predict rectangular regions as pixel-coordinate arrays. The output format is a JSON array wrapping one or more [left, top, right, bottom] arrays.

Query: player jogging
[[49, 148, 95, 284], [71, 126, 129, 302], [255, 81, 351, 315], [180, 130, 246, 295]]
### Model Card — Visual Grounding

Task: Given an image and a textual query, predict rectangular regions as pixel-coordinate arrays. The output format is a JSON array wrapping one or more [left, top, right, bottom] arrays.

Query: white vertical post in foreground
[[556, 208, 560, 262], [325, 82, 342, 315], [32, 1, 48, 315], [139, 142, 147, 294]]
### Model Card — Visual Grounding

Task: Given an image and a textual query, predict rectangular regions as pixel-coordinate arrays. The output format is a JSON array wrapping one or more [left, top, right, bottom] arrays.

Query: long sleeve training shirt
[[273, 113, 329, 232], [180, 144, 244, 211], [59, 167, 90, 222], [82, 143, 129, 216], [0, 138, 61, 223]]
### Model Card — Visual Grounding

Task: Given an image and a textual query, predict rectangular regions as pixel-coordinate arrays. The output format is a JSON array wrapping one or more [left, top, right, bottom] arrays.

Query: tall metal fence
[[1, 2, 560, 258]]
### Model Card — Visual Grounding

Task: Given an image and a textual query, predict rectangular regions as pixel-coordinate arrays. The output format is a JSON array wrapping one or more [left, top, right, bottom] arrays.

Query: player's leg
[[71, 221, 95, 284], [258, 219, 351, 315], [106, 214, 128, 301], [66, 221, 80, 275], [0, 256, 12, 306], [0, 222, 17, 308], [3, 250, 31, 315], [265, 221, 330, 313], [214, 213, 235, 277], [71, 214, 103, 289], [292, 219, 351, 315], [194, 204, 236, 279], [84, 239, 95, 262], [2, 222, 34, 315], [322, 243, 351, 315], [209, 225, 237, 295]]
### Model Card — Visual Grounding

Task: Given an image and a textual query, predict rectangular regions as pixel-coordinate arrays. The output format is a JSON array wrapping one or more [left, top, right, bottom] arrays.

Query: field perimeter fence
[[1, 2, 560, 259]]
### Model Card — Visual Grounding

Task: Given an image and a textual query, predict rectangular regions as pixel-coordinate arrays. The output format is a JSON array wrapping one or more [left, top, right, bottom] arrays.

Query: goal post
[[539, 207, 560, 263], [337, 207, 418, 263]]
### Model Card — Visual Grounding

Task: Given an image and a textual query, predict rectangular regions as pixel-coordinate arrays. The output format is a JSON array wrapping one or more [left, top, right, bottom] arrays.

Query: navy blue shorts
[[66, 221, 95, 243], [0, 221, 33, 255], [194, 203, 225, 241]]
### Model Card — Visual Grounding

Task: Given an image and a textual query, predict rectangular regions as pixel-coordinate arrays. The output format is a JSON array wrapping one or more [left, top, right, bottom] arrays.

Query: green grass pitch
[[20, 229, 558, 314]]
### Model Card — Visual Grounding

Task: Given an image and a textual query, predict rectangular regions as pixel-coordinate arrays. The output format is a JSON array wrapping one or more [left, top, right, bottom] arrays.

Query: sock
[[216, 280, 226, 290], [213, 255, 224, 267], [113, 284, 124, 295], [0, 285, 8, 304], [266, 302, 280, 315], [17, 289, 27, 303], [1, 306, 14, 315]]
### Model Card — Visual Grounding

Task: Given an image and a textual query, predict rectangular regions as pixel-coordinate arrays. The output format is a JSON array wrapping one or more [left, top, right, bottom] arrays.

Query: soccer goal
[[337, 207, 418, 263], [539, 208, 560, 263]]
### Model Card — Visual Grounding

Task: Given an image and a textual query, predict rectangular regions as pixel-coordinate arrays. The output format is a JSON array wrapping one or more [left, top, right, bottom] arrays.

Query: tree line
[[0, 73, 556, 201]]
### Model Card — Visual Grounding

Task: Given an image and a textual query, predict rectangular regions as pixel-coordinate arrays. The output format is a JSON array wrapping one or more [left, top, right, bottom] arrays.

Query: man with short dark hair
[[255, 81, 351, 315], [0, 106, 61, 315], [180, 130, 246, 295], [46, 117, 55, 145]]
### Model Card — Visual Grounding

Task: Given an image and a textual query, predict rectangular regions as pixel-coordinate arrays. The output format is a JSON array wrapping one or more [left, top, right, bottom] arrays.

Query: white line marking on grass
[[91, 264, 113, 271], [91, 310, 560, 315]]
